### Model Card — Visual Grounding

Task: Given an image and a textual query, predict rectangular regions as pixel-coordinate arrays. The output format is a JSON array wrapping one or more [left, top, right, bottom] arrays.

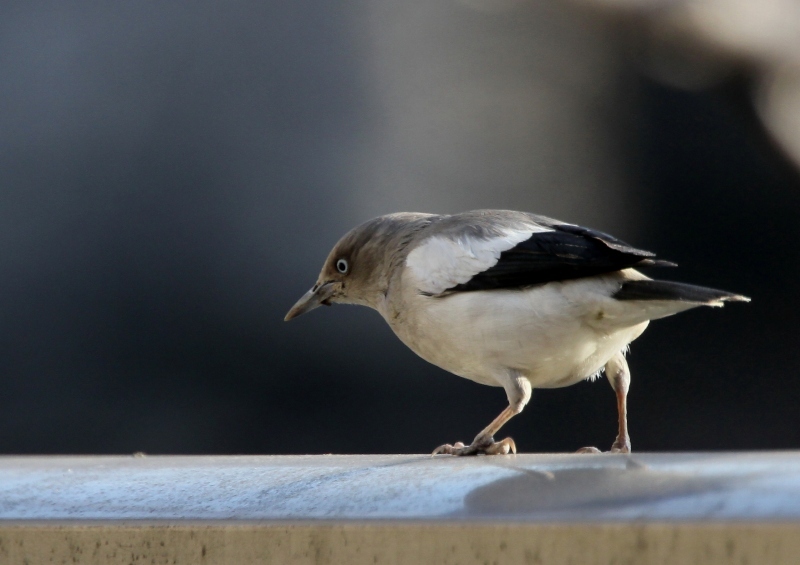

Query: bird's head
[[284, 213, 436, 321]]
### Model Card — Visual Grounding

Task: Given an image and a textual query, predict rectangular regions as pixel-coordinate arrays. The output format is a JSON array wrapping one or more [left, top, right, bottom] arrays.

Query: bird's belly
[[388, 284, 647, 388]]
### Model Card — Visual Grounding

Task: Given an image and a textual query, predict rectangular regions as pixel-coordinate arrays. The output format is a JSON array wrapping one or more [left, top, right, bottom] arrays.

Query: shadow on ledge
[[463, 456, 734, 519]]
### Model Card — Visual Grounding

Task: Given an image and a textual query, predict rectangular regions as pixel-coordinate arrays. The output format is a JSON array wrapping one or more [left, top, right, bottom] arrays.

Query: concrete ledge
[[2, 452, 800, 563], [2, 522, 800, 565]]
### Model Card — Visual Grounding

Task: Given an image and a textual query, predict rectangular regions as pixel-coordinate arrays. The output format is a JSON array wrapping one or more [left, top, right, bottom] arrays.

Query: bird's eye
[[336, 259, 349, 274]]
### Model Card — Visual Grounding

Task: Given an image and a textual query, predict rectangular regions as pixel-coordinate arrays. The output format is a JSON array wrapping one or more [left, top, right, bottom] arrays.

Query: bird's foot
[[611, 437, 631, 453], [432, 436, 516, 456], [576, 437, 631, 454]]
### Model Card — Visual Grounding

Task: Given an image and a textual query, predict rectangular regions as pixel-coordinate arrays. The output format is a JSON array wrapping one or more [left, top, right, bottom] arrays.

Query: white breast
[[383, 273, 651, 389]]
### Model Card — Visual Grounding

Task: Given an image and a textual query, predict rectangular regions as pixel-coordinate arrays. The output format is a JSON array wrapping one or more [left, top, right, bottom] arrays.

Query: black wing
[[448, 223, 673, 292]]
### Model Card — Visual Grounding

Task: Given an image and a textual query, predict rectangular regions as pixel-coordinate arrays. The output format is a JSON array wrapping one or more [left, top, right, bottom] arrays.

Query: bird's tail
[[614, 280, 750, 306]]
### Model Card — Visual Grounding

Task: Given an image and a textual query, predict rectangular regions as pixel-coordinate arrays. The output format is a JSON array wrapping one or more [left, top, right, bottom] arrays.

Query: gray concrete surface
[[3, 453, 800, 564], [2, 452, 800, 521]]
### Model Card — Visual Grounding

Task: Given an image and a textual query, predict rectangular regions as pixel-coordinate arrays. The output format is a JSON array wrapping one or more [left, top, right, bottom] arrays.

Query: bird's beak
[[284, 282, 336, 321]]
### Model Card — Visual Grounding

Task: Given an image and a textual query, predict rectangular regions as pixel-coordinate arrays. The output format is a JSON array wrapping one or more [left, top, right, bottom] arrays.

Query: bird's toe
[[431, 442, 467, 456], [432, 437, 516, 456], [431, 444, 450, 456], [577, 441, 632, 454], [483, 437, 517, 455], [611, 437, 631, 453]]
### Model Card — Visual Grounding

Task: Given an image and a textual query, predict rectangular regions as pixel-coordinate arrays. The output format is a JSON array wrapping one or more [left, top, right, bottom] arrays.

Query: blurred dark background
[[1, 0, 799, 454]]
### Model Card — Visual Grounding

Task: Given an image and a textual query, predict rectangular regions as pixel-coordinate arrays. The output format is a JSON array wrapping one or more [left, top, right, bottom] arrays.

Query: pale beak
[[284, 282, 336, 321]]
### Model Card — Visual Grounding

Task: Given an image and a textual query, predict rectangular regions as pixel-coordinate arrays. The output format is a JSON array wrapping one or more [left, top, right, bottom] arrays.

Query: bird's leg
[[609, 353, 631, 453], [433, 374, 531, 456], [577, 351, 631, 454]]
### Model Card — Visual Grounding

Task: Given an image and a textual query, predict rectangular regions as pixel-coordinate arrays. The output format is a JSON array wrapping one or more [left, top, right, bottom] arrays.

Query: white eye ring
[[336, 259, 349, 274]]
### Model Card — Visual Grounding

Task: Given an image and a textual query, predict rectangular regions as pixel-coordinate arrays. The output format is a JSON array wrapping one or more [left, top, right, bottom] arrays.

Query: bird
[[284, 210, 749, 456]]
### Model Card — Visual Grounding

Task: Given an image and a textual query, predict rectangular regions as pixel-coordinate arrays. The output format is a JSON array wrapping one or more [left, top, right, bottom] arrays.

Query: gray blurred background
[[1, 0, 799, 454]]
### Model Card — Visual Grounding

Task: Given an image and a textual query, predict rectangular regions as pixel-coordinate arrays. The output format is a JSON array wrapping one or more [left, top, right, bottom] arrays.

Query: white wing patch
[[405, 226, 551, 295]]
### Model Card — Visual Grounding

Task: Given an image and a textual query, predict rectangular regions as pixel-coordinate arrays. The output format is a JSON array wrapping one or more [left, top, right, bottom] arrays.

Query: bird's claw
[[611, 438, 631, 453], [432, 441, 468, 456], [576, 439, 631, 454], [432, 437, 516, 456]]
